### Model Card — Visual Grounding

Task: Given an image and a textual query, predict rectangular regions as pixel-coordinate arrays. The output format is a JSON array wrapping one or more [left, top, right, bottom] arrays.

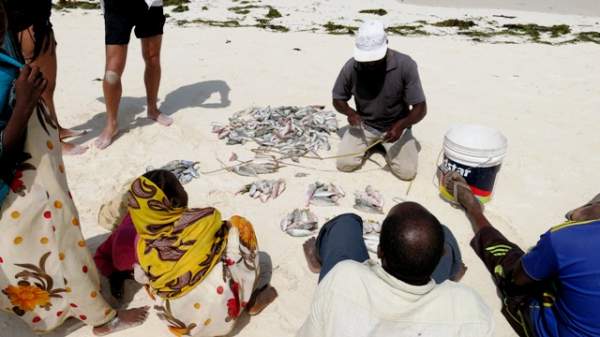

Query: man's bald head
[[379, 202, 444, 285]]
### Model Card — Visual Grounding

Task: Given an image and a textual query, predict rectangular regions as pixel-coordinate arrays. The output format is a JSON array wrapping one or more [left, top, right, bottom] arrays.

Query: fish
[[306, 182, 345, 206], [230, 157, 280, 177], [146, 160, 200, 185], [213, 106, 338, 160], [238, 179, 286, 202], [354, 185, 384, 214], [362, 219, 382, 253], [280, 209, 319, 237]]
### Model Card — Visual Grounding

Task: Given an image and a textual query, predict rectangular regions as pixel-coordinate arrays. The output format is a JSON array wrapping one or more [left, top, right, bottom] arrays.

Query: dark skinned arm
[[332, 99, 362, 127], [1, 65, 47, 158], [384, 101, 427, 142], [465, 206, 536, 287]]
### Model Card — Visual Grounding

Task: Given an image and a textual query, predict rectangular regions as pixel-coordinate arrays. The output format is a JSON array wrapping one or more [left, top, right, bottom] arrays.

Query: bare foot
[[61, 141, 88, 155], [248, 285, 278, 316], [450, 262, 468, 282], [443, 172, 482, 214], [565, 193, 600, 221], [92, 306, 149, 336], [303, 237, 321, 273], [95, 125, 119, 150], [148, 109, 173, 126], [59, 127, 87, 140]]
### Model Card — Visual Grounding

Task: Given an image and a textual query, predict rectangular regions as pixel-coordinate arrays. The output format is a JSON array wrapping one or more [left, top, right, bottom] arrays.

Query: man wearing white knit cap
[[333, 20, 426, 181]]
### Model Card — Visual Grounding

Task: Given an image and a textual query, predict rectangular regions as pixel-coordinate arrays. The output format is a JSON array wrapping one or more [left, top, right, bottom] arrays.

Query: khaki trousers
[[336, 125, 418, 180]]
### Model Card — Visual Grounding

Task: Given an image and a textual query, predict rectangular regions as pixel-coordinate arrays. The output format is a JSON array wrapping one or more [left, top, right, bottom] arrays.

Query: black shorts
[[103, 0, 166, 45]]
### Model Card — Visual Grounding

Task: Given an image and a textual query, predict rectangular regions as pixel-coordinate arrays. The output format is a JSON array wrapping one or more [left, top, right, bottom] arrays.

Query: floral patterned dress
[[0, 106, 116, 333], [152, 218, 259, 337]]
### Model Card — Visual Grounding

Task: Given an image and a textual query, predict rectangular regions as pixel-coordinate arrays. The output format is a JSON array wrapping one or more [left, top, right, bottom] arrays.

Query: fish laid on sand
[[230, 156, 280, 177], [213, 106, 338, 161], [280, 208, 319, 237], [362, 219, 382, 253], [238, 179, 286, 203], [306, 182, 345, 206], [147, 160, 200, 185], [354, 185, 385, 214]]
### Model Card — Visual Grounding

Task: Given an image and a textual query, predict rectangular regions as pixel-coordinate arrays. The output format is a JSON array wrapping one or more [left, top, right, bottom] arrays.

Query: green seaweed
[[228, 4, 261, 14], [266, 7, 283, 19], [323, 22, 357, 35], [172, 4, 189, 12], [433, 19, 476, 29], [255, 23, 289, 32], [386, 25, 428, 36], [576, 31, 600, 43], [163, 0, 190, 6], [190, 19, 242, 27], [359, 9, 388, 16], [502, 24, 571, 40], [53, 1, 99, 10]]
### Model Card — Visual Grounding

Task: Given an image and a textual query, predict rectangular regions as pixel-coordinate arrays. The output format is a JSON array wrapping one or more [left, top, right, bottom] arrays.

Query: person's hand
[[347, 110, 362, 127], [384, 123, 404, 143], [14, 64, 47, 116]]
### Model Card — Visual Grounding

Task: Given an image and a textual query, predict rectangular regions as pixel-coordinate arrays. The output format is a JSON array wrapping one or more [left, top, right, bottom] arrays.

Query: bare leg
[[141, 35, 172, 126], [302, 237, 321, 273], [92, 306, 149, 336], [17, 28, 87, 155], [96, 44, 128, 149]]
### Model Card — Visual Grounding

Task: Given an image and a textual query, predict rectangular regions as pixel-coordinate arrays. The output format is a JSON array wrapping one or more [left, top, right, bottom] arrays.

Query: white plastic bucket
[[440, 124, 507, 203]]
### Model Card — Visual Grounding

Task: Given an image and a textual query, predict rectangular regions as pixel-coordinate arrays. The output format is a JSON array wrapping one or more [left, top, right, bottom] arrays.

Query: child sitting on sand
[[94, 170, 277, 336]]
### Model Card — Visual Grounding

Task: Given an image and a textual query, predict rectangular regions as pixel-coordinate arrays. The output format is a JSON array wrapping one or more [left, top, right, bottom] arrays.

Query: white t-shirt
[[297, 260, 494, 337]]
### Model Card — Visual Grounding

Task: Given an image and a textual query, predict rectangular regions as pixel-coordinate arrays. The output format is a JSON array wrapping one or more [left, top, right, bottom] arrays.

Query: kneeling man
[[333, 20, 426, 180]]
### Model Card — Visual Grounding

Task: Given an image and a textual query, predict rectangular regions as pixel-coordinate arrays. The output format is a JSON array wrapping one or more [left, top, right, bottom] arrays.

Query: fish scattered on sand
[[147, 160, 200, 185], [362, 219, 382, 253], [306, 182, 345, 206], [280, 208, 319, 237], [213, 106, 338, 160], [230, 156, 280, 177], [354, 185, 384, 214], [237, 179, 286, 202]]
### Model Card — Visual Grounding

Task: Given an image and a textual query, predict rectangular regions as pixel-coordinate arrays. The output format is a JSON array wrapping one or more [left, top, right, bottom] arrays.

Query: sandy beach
[[1, 1, 599, 336]]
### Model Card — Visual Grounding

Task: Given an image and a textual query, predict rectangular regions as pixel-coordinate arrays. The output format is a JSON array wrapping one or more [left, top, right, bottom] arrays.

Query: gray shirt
[[332, 49, 426, 131]]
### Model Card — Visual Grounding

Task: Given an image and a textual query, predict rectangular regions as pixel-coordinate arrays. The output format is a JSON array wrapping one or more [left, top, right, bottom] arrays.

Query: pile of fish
[[362, 219, 382, 253], [237, 179, 286, 203], [146, 160, 200, 185], [280, 209, 319, 237], [354, 185, 385, 214], [213, 106, 338, 160], [306, 182, 345, 206]]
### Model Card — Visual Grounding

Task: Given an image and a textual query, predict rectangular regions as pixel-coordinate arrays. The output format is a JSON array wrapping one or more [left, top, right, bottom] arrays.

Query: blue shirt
[[521, 219, 600, 337]]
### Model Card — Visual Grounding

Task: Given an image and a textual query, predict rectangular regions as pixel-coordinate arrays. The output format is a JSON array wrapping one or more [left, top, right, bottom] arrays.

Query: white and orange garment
[[0, 105, 116, 333]]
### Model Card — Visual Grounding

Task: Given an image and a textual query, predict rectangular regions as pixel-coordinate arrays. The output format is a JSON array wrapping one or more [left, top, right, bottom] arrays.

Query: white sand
[[1, 2, 600, 337]]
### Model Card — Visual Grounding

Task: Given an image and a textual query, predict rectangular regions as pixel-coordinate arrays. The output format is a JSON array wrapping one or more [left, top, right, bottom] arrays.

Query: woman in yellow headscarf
[[125, 170, 277, 337]]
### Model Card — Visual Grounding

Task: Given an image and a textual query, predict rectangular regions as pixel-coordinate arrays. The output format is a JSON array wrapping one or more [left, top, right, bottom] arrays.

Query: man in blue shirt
[[442, 171, 600, 337]]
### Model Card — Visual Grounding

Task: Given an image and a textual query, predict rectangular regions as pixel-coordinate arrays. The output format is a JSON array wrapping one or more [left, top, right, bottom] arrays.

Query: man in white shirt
[[299, 202, 494, 337], [96, 0, 172, 150]]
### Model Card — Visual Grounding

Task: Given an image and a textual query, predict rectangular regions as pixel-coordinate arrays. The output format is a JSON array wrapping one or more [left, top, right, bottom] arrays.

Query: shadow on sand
[[67, 80, 231, 146]]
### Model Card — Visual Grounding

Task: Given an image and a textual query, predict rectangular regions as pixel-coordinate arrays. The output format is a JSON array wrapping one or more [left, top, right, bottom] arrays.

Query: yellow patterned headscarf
[[128, 176, 228, 299]]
